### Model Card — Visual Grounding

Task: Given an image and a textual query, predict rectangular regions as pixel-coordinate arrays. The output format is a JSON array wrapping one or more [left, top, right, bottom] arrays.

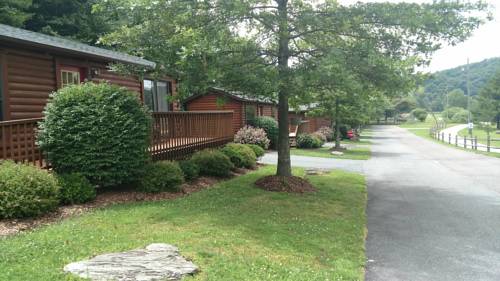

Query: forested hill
[[423, 58, 500, 109]]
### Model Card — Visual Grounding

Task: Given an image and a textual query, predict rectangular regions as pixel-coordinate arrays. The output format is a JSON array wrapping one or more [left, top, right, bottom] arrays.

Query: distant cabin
[[184, 88, 277, 133], [289, 104, 331, 134], [0, 24, 177, 121]]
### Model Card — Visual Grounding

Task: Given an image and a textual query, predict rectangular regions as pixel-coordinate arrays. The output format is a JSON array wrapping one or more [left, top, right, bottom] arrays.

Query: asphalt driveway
[[365, 126, 500, 281]]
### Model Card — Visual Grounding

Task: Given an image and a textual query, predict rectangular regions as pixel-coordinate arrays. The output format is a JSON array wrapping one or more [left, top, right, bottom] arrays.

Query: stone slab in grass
[[64, 243, 198, 281]]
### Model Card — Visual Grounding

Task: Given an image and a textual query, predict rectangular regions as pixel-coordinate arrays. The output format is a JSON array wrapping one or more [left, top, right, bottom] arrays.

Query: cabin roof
[[184, 87, 276, 105], [0, 24, 155, 68]]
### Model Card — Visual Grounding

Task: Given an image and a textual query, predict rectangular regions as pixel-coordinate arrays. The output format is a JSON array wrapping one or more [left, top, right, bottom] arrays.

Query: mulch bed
[[255, 175, 317, 193], [0, 168, 252, 237]]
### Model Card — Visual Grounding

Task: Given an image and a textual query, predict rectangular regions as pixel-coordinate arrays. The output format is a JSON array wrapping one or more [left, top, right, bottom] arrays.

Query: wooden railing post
[[464, 136, 467, 149], [487, 135, 491, 152], [448, 133, 451, 144]]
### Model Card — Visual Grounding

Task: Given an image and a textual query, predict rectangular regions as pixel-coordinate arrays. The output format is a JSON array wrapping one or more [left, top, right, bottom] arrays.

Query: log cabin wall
[[0, 45, 150, 121], [185, 93, 244, 133]]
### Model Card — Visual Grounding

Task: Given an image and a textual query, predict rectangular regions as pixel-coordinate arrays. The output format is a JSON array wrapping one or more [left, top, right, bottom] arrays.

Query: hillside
[[422, 58, 500, 110]]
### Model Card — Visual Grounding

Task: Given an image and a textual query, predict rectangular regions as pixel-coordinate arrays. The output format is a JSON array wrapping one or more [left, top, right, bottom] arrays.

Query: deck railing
[[0, 111, 234, 167], [0, 118, 46, 167], [150, 111, 234, 160]]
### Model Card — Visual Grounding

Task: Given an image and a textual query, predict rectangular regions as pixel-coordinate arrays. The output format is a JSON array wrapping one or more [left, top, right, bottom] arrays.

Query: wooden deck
[[0, 111, 234, 167]]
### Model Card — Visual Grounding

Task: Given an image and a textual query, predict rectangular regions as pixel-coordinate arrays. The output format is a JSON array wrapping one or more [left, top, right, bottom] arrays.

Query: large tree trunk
[[335, 97, 341, 149], [276, 0, 291, 177]]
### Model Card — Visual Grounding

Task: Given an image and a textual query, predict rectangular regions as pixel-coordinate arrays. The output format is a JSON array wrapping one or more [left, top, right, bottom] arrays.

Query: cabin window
[[143, 79, 172, 112], [245, 104, 257, 124], [258, 106, 264, 116], [60, 66, 84, 88]]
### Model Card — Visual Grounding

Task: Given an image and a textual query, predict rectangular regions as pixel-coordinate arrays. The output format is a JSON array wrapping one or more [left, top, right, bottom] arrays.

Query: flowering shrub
[[316, 126, 334, 141], [311, 132, 327, 144], [234, 126, 270, 149], [296, 134, 323, 149]]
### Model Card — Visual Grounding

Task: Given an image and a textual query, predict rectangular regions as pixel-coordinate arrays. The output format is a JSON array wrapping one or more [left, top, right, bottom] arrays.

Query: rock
[[64, 243, 198, 281], [330, 151, 344, 156]]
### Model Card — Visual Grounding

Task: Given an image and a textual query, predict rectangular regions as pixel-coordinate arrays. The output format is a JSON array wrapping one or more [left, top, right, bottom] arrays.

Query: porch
[[0, 111, 234, 168]]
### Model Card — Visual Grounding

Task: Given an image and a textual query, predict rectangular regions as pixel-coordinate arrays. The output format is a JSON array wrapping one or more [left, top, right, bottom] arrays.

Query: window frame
[[142, 79, 173, 112], [60, 66, 85, 88]]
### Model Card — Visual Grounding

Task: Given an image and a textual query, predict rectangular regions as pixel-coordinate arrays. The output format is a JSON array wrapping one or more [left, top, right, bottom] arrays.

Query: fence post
[[474, 137, 478, 150], [455, 135, 458, 146], [487, 135, 491, 152], [441, 132, 444, 142], [464, 136, 467, 149], [448, 133, 451, 144]]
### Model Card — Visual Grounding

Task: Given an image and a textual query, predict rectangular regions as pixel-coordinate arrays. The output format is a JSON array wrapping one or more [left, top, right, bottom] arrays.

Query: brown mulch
[[0, 168, 253, 237], [255, 175, 317, 193]]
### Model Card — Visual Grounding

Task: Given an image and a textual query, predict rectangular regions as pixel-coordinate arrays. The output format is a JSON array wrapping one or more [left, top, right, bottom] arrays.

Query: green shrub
[[252, 116, 278, 148], [57, 173, 96, 205], [451, 110, 471, 123], [443, 107, 464, 120], [411, 108, 428, 122], [311, 132, 327, 144], [0, 161, 60, 219], [179, 159, 200, 181], [317, 126, 334, 141], [137, 161, 184, 193], [221, 143, 257, 169], [234, 125, 270, 149], [191, 149, 234, 177], [296, 134, 323, 149], [37, 82, 151, 187], [246, 144, 265, 158]]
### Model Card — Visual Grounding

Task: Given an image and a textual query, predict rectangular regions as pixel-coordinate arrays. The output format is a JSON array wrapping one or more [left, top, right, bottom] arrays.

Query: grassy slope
[[0, 166, 367, 281], [400, 116, 500, 158], [457, 128, 500, 147]]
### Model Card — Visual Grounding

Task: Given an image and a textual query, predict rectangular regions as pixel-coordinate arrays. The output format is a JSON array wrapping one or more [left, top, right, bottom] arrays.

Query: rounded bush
[[451, 109, 471, 123], [179, 159, 200, 181], [221, 143, 257, 169], [191, 149, 234, 177], [316, 126, 334, 141], [57, 173, 96, 205], [246, 144, 265, 158], [37, 82, 152, 187], [234, 125, 270, 149], [311, 132, 327, 144], [0, 161, 60, 219], [296, 134, 323, 149], [137, 161, 184, 193], [252, 116, 278, 148], [443, 107, 463, 120], [411, 108, 428, 122]]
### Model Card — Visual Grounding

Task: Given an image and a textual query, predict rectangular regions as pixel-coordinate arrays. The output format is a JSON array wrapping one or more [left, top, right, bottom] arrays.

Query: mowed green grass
[[457, 128, 500, 147], [0, 166, 367, 281]]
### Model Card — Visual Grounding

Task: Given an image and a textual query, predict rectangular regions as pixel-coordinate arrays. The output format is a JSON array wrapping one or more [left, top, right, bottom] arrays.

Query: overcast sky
[[337, 0, 500, 73]]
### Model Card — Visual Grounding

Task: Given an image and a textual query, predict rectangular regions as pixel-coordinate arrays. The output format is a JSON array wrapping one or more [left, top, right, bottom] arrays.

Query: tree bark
[[335, 97, 341, 149], [276, 0, 292, 177]]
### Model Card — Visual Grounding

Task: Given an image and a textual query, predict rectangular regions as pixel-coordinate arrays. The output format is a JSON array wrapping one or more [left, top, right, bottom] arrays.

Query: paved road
[[259, 151, 364, 173], [365, 125, 500, 281]]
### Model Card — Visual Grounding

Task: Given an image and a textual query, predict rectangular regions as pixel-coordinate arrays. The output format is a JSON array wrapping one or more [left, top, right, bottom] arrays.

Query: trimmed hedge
[[57, 173, 96, 205], [296, 134, 323, 149], [221, 143, 257, 169], [37, 82, 151, 187], [137, 161, 184, 193], [191, 149, 234, 177], [179, 159, 200, 181], [252, 116, 278, 148], [411, 108, 428, 122], [0, 161, 60, 219], [247, 144, 265, 158]]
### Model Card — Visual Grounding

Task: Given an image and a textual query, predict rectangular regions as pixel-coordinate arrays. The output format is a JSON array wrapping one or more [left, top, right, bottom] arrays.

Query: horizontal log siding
[[6, 52, 56, 120], [186, 93, 243, 133], [91, 70, 142, 94]]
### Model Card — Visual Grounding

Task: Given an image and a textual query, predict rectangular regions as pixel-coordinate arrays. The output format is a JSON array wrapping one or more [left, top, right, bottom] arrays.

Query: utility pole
[[466, 58, 473, 136]]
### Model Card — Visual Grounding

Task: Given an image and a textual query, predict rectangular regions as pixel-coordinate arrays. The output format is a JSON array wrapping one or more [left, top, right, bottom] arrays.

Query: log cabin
[[289, 104, 331, 134], [184, 87, 277, 133], [0, 23, 178, 121]]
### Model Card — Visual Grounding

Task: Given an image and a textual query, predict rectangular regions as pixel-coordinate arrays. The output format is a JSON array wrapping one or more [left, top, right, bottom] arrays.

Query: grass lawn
[[291, 146, 371, 160], [0, 166, 367, 281], [457, 128, 500, 147]]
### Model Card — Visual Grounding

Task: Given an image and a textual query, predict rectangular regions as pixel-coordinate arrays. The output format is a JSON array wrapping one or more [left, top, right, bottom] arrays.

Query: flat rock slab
[[64, 243, 198, 281]]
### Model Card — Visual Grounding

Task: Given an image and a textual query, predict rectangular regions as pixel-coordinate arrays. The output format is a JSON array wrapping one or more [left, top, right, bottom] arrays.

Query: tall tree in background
[[476, 71, 500, 129], [0, 0, 31, 27]]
